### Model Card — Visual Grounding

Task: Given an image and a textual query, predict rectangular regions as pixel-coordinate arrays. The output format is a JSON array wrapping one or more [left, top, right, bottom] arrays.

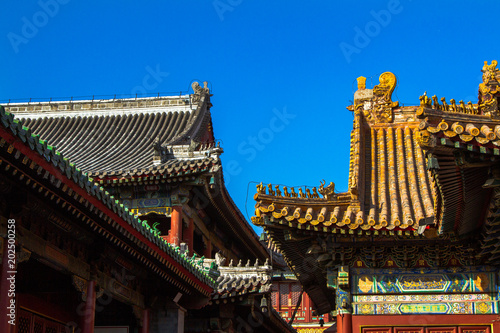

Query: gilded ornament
[[438, 120, 448, 131], [474, 273, 489, 292], [358, 275, 373, 293], [318, 180, 336, 200], [443, 130, 457, 138], [459, 134, 474, 142], [357, 76, 366, 90], [476, 301, 490, 314], [267, 183, 275, 196], [359, 303, 374, 315], [419, 92, 432, 108], [415, 129, 435, 148], [283, 186, 290, 197], [274, 185, 282, 197], [251, 215, 263, 226], [476, 137, 490, 145], [363, 72, 399, 123], [479, 60, 500, 118]]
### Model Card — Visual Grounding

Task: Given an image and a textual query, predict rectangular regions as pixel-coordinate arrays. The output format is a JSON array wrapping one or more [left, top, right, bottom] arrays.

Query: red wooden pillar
[[203, 237, 212, 258], [337, 313, 352, 333], [141, 309, 150, 333], [0, 237, 13, 333], [170, 206, 182, 246], [184, 218, 194, 256], [304, 292, 312, 322], [82, 280, 96, 333]]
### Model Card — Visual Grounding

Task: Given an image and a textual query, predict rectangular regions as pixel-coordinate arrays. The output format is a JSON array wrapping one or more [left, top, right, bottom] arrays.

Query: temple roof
[[3, 83, 271, 263], [5, 82, 216, 178], [0, 105, 217, 294], [210, 258, 297, 333], [212, 258, 272, 300], [251, 64, 500, 314], [253, 73, 435, 237]]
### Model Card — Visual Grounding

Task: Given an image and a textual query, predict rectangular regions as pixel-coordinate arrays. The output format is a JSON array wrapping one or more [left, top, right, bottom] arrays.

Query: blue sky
[[2, 0, 499, 233]]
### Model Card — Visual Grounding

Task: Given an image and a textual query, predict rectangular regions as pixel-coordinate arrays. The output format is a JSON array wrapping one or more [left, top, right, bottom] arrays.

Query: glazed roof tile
[[252, 72, 438, 236], [212, 259, 272, 299], [0, 105, 217, 288], [6, 93, 215, 177], [254, 64, 500, 239], [253, 121, 435, 235]]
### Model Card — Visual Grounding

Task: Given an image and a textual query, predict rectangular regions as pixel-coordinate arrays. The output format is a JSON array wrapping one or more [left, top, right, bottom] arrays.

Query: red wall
[[352, 314, 500, 332]]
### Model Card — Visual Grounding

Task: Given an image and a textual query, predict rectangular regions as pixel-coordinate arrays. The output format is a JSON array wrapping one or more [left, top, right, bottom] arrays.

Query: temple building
[[262, 233, 335, 332], [0, 83, 296, 333], [252, 62, 500, 332]]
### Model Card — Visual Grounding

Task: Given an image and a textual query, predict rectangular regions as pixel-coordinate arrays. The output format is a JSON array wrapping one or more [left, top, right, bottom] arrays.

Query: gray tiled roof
[[7, 94, 213, 176]]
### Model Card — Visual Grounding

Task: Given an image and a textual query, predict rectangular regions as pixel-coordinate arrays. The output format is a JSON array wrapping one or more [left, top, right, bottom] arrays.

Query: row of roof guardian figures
[[251, 61, 500, 330], [418, 60, 500, 118]]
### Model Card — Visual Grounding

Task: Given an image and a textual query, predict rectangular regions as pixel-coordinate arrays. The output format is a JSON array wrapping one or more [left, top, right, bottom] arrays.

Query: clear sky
[[2, 0, 499, 234]]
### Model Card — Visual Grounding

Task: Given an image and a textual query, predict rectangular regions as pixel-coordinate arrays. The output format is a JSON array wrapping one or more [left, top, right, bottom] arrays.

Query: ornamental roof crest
[[479, 60, 500, 118], [352, 72, 399, 124]]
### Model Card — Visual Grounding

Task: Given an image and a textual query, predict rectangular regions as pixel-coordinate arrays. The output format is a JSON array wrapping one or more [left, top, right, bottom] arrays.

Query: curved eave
[[205, 171, 270, 261], [417, 108, 500, 151], [0, 106, 217, 295], [7, 91, 214, 175], [253, 191, 428, 237], [90, 156, 220, 184]]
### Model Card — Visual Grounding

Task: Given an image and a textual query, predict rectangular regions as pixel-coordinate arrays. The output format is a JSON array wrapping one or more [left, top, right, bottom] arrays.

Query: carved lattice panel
[[45, 321, 59, 333], [395, 328, 425, 333], [33, 315, 45, 333], [291, 284, 301, 306], [362, 328, 392, 333], [18, 309, 33, 333], [280, 284, 289, 307], [271, 284, 278, 308], [426, 328, 457, 333], [459, 327, 490, 333]]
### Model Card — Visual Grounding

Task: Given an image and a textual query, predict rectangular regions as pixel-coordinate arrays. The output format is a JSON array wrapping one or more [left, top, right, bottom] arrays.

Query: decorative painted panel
[[394, 328, 424, 333], [352, 268, 498, 315], [353, 271, 495, 294], [353, 297, 496, 315], [361, 327, 490, 333], [458, 327, 490, 333]]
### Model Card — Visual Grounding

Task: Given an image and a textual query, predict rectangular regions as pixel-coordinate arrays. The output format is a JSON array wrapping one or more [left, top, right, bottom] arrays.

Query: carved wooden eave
[[250, 63, 500, 316], [0, 105, 217, 301], [412, 61, 500, 238], [252, 72, 437, 237]]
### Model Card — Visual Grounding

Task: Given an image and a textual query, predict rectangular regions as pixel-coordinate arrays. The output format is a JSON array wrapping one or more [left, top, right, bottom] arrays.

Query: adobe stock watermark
[[223, 106, 296, 185], [213, 0, 242, 21], [7, 0, 70, 54], [131, 65, 169, 97], [339, 0, 403, 64]]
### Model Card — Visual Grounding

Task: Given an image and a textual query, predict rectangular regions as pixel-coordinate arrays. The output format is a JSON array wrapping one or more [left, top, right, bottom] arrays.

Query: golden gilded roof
[[252, 72, 436, 236], [253, 61, 500, 238]]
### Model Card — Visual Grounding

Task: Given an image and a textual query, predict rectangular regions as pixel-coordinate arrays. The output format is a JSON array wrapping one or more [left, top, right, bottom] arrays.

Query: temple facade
[[0, 84, 296, 333], [262, 233, 335, 332], [252, 62, 500, 332]]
